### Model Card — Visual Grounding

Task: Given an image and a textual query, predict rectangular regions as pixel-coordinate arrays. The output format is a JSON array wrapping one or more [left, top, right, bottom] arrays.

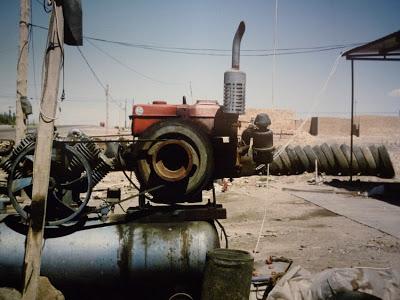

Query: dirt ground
[[215, 175, 400, 275]]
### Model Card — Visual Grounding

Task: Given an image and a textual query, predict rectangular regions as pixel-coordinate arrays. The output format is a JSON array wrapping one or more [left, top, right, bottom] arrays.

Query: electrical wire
[[29, 23, 363, 56], [86, 38, 186, 86], [273, 53, 342, 160], [76, 47, 125, 111]]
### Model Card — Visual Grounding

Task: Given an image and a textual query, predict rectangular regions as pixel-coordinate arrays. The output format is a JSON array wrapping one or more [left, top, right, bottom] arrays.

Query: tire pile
[[269, 143, 395, 178]]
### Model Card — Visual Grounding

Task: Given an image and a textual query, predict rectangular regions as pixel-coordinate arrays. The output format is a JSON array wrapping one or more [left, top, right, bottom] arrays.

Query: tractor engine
[[123, 22, 274, 204]]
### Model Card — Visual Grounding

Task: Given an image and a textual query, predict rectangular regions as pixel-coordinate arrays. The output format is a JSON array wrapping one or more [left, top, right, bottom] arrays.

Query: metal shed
[[342, 30, 400, 181]]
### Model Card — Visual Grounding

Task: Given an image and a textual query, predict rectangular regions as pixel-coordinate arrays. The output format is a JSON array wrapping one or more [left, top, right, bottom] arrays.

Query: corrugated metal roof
[[343, 30, 400, 60]]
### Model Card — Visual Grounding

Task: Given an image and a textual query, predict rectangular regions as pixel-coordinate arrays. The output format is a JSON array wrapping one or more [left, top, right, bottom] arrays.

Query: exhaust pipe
[[223, 21, 246, 115], [232, 21, 246, 70]]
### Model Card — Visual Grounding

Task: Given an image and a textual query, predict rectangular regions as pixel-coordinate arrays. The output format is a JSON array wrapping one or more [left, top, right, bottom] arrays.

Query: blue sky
[[0, 0, 399, 126]]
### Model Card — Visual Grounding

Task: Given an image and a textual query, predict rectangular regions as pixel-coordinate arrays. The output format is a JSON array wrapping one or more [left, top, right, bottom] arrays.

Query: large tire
[[279, 149, 292, 174], [303, 145, 318, 171], [353, 145, 367, 174], [272, 155, 285, 175], [360, 146, 377, 175], [136, 119, 214, 203], [340, 144, 359, 175], [286, 146, 304, 174], [331, 144, 349, 175], [294, 145, 310, 172], [313, 145, 330, 173], [321, 143, 336, 173], [369, 145, 381, 172], [378, 145, 395, 178]]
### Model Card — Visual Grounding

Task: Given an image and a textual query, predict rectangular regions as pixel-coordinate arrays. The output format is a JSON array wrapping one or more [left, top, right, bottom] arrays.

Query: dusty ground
[[215, 175, 400, 275]]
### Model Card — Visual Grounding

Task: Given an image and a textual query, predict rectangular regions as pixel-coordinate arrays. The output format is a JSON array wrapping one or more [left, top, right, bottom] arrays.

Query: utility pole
[[16, 0, 30, 143], [106, 84, 109, 132], [21, 2, 64, 299]]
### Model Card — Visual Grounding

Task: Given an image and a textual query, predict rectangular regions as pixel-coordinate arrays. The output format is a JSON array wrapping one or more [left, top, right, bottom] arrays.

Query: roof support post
[[350, 59, 354, 182]]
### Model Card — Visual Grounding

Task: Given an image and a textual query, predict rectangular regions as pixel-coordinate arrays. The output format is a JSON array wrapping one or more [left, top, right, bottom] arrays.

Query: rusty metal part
[[0, 139, 15, 156], [148, 140, 194, 182], [0, 219, 219, 298]]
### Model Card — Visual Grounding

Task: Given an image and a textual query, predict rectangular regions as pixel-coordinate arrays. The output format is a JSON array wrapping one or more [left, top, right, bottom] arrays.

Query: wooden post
[[16, 0, 30, 143], [21, 2, 64, 299]]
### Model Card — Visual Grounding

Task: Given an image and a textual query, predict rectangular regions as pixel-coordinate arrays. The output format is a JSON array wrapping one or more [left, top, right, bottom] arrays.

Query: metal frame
[[343, 30, 400, 181]]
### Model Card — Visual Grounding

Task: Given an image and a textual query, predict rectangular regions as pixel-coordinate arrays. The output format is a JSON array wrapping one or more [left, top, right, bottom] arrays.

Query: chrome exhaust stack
[[223, 21, 246, 114]]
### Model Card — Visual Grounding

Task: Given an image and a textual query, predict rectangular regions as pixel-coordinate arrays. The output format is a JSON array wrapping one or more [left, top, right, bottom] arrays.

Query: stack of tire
[[269, 143, 395, 178]]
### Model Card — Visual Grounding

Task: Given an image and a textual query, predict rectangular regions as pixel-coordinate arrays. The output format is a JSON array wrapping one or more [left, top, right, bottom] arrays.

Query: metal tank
[[0, 218, 219, 299]]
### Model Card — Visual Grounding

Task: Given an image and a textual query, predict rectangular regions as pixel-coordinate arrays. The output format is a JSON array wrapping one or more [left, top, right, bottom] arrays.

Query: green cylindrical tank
[[201, 248, 254, 300]]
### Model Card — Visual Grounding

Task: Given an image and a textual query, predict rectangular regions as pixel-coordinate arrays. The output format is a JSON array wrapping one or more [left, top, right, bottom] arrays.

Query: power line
[[76, 47, 124, 110], [86, 38, 185, 85], [29, 23, 363, 56]]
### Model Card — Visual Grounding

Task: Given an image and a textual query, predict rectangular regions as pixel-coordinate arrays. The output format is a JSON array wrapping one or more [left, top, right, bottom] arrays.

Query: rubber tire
[[369, 145, 381, 173], [312, 145, 330, 173], [279, 149, 292, 175], [360, 146, 377, 175], [340, 144, 359, 175], [331, 144, 349, 175], [321, 143, 336, 173], [353, 145, 367, 174], [303, 145, 318, 171], [252, 130, 273, 149], [272, 155, 285, 175], [136, 119, 214, 203], [378, 145, 395, 178], [294, 145, 310, 172], [286, 146, 304, 174]]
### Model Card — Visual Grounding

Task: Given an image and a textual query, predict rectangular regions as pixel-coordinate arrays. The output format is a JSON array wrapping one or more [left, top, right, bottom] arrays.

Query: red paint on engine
[[131, 100, 221, 135]]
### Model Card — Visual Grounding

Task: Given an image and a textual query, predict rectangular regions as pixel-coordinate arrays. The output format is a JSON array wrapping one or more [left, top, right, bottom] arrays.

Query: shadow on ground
[[325, 179, 400, 207]]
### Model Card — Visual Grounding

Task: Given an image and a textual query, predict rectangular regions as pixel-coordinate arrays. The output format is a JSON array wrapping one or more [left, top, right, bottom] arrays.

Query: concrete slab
[[291, 191, 400, 239]]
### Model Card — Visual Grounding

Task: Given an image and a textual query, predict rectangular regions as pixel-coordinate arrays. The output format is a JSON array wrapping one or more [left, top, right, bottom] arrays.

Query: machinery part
[[340, 144, 360, 174], [0, 220, 219, 299], [223, 22, 246, 114], [270, 143, 395, 178], [201, 249, 253, 300], [148, 140, 194, 182], [7, 143, 93, 226], [378, 145, 395, 178], [91, 154, 114, 187], [0, 134, 35, 174], [168, 293, 194, 300], [360, 146, 377, 175], [0, 139, 15, 156], [135, 120, 214, 204]]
